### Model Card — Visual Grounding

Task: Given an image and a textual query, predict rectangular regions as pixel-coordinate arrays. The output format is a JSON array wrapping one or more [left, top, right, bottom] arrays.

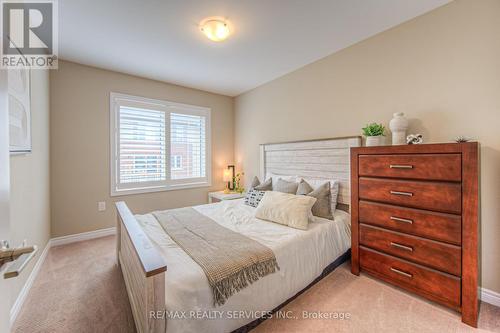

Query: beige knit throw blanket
[[153, 207, 280, 306]]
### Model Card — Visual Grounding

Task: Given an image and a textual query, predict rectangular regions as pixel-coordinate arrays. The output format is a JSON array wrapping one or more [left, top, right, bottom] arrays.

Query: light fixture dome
[[200, 18, 230, 42]]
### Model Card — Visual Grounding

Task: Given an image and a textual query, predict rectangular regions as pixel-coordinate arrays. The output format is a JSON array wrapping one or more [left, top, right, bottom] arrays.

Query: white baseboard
[[50, 227, 116, 247], [10, 227, 117, 326], [481, 287, 500, 307], [9, 240, 51, 326]]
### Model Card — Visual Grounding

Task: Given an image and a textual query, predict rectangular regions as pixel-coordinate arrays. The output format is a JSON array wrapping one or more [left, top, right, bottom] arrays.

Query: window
[[110, 93, 211, 196], [171, 155, 182, 170]]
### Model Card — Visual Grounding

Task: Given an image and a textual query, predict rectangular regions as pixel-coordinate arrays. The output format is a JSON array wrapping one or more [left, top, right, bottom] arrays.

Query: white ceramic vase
[[389, 112, 409, 145], [365, 136, 385, 147]]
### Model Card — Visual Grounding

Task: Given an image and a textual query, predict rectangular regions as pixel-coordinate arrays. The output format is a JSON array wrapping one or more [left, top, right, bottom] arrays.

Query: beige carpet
[[12, 235, 135, 333], [12, 235, 500, 333]]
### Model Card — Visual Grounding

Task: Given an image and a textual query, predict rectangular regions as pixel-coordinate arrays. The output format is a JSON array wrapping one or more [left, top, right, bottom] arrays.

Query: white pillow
[[300, 178, 340, 214], [255, 191, 316, 230], [265, 172, 301, 190]]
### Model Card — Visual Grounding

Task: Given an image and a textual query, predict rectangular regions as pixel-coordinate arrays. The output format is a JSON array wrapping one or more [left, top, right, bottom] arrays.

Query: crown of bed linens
[[255, 191, 317, 230]]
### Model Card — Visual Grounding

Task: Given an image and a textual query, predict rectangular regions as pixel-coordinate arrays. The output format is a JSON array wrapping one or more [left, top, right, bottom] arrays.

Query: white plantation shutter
[[170, 113, 206, 180], [118, 107, 166, 185], [110, 93, 211, 196]]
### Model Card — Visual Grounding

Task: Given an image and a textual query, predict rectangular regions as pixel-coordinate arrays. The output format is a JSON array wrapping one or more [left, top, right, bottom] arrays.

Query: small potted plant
[[362, 123, 386, 147], [234, 172, 245, 194]]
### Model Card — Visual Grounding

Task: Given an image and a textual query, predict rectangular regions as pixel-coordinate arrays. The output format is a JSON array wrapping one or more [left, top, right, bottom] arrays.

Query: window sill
[[111, 182, 212, 197]]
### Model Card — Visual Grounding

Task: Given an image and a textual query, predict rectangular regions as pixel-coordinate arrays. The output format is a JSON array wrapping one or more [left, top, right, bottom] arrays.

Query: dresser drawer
[[359, 178, 462, 214], [360, 247, 461, 308], [358, 154, 461, 181], [359, 201, 461, 245], [359, 224, 461, 275]]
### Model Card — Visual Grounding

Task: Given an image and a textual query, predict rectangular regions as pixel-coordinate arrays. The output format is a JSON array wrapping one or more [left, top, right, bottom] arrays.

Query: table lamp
[[223, 168, 232, 193]]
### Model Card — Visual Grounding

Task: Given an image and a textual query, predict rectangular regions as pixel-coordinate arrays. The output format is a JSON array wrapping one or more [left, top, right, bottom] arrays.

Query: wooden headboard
[[260, 136, 362, 212]]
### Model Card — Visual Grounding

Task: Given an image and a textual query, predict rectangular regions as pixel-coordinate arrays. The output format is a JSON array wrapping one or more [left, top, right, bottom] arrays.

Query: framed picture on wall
[[8, 66, 31, 154]]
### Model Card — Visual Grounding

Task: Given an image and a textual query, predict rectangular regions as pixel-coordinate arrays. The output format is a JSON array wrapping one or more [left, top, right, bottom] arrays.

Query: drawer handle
[[390, 190, 413, 197], [390, 216, 413, 224], [390, 164, 414, 169], [390, 267, 413, 278], [390, 242, 413, 252]]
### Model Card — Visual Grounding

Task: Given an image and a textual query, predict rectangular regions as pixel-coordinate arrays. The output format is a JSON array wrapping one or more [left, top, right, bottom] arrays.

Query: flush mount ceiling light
[[200, 18, 230, 42]]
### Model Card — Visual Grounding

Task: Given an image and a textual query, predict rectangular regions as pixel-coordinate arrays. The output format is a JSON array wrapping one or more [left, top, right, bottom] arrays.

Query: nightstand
[[208, 191, 245, 203]]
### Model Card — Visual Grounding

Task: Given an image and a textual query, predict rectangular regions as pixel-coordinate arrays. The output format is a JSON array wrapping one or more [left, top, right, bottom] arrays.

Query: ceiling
[[59, 0, 451, 96]]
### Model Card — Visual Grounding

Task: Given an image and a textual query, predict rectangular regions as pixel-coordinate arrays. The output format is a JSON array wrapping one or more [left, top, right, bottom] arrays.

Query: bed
[[115, 136, 361, 333]]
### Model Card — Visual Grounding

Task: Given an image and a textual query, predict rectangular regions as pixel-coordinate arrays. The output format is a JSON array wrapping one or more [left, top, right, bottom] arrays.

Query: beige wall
[[50, 61, 234, 237], [235, 0, 500, 293], [9, 69, 51, 307]]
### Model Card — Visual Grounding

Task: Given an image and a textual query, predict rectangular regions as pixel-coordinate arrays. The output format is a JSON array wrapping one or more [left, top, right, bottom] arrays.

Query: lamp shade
[[223, 169, 232, 182]]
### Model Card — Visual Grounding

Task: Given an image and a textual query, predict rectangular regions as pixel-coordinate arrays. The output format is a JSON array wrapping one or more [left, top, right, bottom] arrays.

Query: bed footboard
[[116, 201, 167, 333]]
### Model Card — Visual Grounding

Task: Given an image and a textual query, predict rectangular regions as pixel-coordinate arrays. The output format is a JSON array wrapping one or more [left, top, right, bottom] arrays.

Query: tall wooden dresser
[[350, 143, 479, 327]]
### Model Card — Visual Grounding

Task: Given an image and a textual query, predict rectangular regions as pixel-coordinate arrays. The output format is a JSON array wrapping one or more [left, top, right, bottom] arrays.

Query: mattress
[[136, 199, 351, 333]]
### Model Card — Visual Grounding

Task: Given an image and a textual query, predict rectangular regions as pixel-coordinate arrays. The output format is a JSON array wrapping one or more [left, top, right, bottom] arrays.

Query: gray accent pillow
[[254, 178, 272, 191], [250, 176, 261, 189], [244, 189, 266, 207], [297, 180, 333, 220], [309, 182, 333, 220], [300, 178, 339, 215], [296, 179, 314, 195], [274, 179, 299, 194]]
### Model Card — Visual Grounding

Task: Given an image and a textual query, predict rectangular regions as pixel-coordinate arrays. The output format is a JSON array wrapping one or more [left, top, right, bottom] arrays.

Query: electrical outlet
[[98, 201, 106, 212]]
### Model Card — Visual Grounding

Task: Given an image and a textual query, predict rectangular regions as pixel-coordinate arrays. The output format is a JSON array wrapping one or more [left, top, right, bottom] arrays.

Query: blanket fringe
[[212, 259, 280, 306]]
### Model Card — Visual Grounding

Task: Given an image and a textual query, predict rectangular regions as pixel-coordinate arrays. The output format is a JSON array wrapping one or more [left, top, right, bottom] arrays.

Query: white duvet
[[136, 199, 351, 333]]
